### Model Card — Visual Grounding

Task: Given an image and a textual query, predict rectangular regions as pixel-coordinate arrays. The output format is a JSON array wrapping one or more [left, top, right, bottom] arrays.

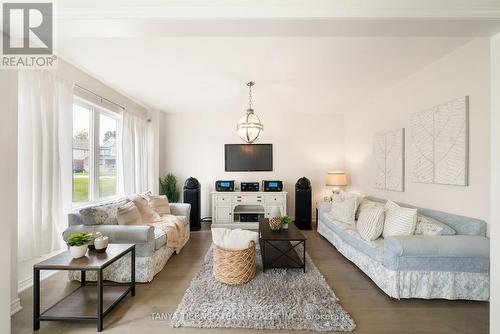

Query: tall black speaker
[[295, 177, 312, 230], [183, 177, 201, 231]]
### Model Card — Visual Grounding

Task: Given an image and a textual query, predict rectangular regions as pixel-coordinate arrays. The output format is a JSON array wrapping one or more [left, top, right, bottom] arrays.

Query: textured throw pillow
[[355, 199, 384, 220], [356, 206, 385, 241], [131, 195, 161, 224], [329, 195, 358, 225], [79, 198, 128, 225], [117, 201, 143, 225], [148, 195, 171, 216], [414, 214, 456, 236], [383, 200, 417, 237]]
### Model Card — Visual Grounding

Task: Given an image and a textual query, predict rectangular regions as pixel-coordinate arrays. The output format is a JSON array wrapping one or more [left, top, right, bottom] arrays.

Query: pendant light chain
[[247, 81, 254, 112], [237, 81, 263, 143]]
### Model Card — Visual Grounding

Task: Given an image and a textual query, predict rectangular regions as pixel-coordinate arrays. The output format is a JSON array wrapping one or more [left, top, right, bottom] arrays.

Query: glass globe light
[[237, 81, 263, 143], [237, 109, 263, 143]]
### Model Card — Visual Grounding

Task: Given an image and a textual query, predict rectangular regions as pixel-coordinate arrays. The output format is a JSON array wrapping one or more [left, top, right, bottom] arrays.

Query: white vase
[[70, 245, 88, 259], [282, 224, 289, 230], [269, 206, 282, 219], [94, 236, 109, 253]]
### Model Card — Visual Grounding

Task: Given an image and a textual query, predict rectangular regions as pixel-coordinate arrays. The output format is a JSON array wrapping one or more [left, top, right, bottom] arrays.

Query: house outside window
[[72, 98, 121, 205]]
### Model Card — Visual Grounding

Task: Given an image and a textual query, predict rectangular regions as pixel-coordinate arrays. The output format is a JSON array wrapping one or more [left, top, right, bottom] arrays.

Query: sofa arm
[[384, 235, 490, 258], [62, 225, 155, 257], [170, 203, 191, 219]]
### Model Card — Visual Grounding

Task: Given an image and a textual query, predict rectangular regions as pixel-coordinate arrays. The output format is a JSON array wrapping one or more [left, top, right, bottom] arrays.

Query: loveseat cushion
[[383, 235, 489, 273]]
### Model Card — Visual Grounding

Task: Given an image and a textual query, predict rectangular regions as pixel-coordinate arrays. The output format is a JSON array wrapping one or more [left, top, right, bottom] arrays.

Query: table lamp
[[325, 171, 347, 195]]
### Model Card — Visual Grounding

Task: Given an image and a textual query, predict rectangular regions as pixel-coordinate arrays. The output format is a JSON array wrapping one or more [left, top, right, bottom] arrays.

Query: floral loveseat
[[62, 196, 190, 282]]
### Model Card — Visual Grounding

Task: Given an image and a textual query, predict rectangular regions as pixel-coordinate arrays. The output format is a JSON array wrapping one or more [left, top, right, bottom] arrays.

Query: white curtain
[[121, 112, 151, 195], [18, 71, 74, 262]]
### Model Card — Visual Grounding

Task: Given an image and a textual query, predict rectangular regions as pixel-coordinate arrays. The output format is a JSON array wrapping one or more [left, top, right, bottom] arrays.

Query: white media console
[[211, 191, 287, 229]]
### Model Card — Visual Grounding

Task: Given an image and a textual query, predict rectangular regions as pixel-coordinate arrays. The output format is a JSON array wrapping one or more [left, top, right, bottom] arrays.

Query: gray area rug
[[171, 247, 356, 332]]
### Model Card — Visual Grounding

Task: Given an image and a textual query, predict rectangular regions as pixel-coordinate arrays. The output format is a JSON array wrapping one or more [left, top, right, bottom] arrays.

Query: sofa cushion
[[148, 195, 171, 216], [321, 218, 384, 262], [383, 235, 490, 273], [357, 206, 385, 241], [414, 214, 456, 236], [131, 195, 161, 224], [383, 200, 417, 237], [117, 201, 143, 225], [79, 198, 128, 225], [356, 199, 384, 220], [327, 195, 358, 225]]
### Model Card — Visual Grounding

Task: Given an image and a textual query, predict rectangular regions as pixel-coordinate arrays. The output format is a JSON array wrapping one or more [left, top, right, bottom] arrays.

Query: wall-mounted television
[[225, 144, 273, 172]]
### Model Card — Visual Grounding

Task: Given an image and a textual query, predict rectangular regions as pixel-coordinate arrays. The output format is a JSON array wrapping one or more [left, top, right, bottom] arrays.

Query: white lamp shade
[[325, 172, 348, 186], [237, 111, 263, 143]]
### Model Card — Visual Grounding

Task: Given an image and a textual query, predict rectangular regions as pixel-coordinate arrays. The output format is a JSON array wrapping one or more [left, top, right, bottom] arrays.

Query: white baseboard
[[18, 270, 59, 293], [10, 298, 22, 315]]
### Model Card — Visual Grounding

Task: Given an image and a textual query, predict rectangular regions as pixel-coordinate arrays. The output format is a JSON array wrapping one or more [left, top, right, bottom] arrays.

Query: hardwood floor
[[12, 225, 489, 334]]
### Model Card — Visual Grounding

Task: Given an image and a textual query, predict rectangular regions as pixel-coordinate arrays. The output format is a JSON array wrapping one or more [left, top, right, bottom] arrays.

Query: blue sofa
[[317, 196, 489, 300]]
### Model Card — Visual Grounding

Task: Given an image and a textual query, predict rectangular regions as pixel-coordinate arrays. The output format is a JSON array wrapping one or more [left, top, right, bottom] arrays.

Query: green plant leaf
[[159, 173, 180, 203], [67, 232, 93, 247]]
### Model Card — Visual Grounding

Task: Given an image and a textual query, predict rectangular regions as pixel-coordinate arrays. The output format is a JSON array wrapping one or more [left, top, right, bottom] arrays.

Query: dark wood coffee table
[[259, 218, 306, 273], [33, 243, 135, 332]]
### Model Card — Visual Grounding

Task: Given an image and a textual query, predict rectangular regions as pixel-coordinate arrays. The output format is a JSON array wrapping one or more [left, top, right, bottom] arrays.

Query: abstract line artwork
[[411, 96, 469, 186], [374, 128, 405, 192]]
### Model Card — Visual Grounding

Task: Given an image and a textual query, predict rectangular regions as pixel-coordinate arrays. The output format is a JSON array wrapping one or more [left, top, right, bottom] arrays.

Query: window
[[72, 98, 120, 205]]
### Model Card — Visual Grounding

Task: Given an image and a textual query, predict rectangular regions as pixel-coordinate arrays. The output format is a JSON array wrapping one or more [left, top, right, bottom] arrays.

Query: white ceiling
[[54, 1, 500, 114], [58, 37, 476, 114]]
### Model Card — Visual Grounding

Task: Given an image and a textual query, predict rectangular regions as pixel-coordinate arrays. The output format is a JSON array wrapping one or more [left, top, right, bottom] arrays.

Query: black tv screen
[[225, 144, 273, 172]]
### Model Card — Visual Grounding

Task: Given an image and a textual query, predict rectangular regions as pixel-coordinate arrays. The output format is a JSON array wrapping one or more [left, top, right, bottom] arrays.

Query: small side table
[[33, 243, 135, 332]]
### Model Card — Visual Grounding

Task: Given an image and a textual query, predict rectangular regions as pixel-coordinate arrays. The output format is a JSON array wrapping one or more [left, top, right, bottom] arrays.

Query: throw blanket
[[149, 215, 187, 253]]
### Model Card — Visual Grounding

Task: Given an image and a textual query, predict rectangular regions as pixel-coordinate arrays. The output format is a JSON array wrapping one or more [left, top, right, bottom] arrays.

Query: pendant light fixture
[[237, 81, 263, 143]]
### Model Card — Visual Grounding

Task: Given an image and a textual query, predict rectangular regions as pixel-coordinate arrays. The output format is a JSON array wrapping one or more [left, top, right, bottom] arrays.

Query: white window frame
[[72, 97, 122, 208]]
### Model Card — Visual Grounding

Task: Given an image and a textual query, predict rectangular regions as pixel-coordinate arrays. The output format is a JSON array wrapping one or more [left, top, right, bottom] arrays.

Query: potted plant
[[159, 173, 180, 203], [67, 232, 92, 259], [281, 216, 292, 230]]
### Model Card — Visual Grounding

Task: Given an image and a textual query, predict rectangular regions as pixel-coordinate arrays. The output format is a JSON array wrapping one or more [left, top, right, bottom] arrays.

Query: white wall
[[344, 38, 491, 224], [490, 32, 500, 334], [0, 70, 18, 332], [160, 111, 345, 219]]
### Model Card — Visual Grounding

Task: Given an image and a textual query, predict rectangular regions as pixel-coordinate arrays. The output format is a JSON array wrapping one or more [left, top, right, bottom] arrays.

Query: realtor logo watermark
[[2, 1, 57, 68]]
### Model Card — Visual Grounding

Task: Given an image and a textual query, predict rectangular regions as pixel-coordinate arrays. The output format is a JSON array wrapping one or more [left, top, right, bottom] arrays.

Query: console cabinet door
[[215, 206, 232, 223]]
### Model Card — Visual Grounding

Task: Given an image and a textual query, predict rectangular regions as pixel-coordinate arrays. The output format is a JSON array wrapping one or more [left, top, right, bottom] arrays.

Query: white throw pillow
[[357, 206, 385, 241], [339, 191, 364, 208], [355, 199, 383, 220], [211, 228, 259, 250], [383, 200, 417, 237], [329, 195, 358, 225]]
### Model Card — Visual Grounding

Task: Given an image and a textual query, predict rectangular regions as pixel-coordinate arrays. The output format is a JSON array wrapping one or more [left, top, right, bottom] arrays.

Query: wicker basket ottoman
[[213, 241, 256, 285]]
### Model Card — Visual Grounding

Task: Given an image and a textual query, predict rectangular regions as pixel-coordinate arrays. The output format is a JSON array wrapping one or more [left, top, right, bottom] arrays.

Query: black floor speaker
[[295, 177, 312, 230], [183, 177, 201, 231]]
